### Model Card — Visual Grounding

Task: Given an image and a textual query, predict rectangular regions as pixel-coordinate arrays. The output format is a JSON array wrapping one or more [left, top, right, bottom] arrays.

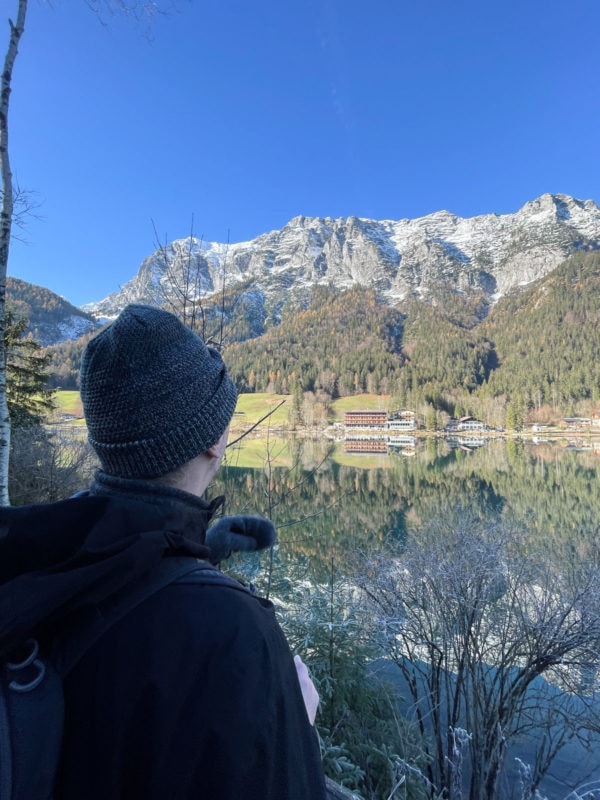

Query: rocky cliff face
[[84, 193, 600, 323]]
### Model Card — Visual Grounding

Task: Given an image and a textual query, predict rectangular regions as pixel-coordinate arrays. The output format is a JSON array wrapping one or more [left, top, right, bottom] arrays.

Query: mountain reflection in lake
[[214, 435, 600, 798], [214, 436, 600, 587]]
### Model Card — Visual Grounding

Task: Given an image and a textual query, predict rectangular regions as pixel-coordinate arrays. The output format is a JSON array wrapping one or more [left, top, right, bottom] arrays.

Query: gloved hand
[[205, 515, 277, 565]]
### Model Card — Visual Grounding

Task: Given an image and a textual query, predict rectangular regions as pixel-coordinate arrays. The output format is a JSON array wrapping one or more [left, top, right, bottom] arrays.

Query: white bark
[[0, 1, 28, 505], [0, 0, 164, 506]]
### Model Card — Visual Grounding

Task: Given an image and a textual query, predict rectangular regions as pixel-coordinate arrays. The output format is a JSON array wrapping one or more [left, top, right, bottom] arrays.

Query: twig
[[275, 490, 352, 533], [226, 399, 287, 448]]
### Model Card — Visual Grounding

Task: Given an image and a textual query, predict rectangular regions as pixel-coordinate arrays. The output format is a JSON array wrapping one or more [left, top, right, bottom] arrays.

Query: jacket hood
[[0, 491, 217, 657]]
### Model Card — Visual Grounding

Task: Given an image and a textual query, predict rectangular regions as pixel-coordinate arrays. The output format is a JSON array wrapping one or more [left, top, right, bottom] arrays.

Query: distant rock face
[[34, 314, 99, 347], [84, 193, 600, 322]]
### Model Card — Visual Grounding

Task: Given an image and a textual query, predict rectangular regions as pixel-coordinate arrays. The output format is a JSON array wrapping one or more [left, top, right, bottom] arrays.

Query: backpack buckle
[[6, 638, 46, 692]]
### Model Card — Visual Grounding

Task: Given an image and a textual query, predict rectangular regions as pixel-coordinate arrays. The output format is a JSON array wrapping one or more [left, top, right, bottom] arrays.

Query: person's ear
[[206, 425, 230, 460], [206, 442, 221, 459]]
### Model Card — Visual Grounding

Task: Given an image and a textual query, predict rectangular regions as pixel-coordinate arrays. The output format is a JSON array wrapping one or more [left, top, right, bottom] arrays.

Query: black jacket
[[0, 475, 327, 800]]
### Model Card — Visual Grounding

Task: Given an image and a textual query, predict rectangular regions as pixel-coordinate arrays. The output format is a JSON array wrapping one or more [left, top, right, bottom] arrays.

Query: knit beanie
[[80, 305, 238, 479]]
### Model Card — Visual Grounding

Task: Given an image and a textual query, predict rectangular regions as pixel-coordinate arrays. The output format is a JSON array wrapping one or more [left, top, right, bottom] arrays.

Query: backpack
[[0, 558, 244, 800]]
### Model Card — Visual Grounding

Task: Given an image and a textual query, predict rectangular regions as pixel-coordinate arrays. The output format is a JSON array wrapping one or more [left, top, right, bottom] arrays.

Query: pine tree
[[5, 308, 54, 426], [425, 404, 437, 431]]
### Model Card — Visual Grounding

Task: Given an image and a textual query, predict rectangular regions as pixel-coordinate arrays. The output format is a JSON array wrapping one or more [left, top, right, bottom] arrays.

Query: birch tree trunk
[[0, 0, 28, 505]]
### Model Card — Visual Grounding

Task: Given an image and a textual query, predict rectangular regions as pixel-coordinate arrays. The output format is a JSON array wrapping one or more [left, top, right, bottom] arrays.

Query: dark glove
[[205, 515, 277, 565]]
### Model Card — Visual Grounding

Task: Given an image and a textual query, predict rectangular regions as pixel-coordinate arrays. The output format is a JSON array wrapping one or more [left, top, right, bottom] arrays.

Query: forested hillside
[[7, 277, 98, 346], [224, 286, 405, 395], [226, 252, 600, 420], [39, 252, 600, 423], [480, 251, 600, 409], [43, 331, 98, 389], [393, 292, 494, 406]]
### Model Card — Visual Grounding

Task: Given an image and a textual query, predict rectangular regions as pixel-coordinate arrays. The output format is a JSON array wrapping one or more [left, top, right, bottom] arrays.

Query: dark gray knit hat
[[80, 304, 238, 479]]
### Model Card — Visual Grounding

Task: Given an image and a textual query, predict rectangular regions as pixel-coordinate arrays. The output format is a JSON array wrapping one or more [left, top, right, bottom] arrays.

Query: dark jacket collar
[[89, 470, 225, 521]]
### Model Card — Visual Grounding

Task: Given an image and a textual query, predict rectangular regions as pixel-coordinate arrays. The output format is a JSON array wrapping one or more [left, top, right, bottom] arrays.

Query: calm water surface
[[213, 436, 600, 585]]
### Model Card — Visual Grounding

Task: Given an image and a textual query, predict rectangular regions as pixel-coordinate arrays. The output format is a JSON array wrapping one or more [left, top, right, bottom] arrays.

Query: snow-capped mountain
[[84, 193, 600, 323]]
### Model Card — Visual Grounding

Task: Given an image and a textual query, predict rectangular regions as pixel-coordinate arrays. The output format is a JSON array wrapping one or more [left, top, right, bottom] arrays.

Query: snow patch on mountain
[[83, 194, 600, 322]]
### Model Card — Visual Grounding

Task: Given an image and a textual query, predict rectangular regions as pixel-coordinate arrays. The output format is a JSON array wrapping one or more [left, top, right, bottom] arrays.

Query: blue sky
[[6, 0, 600, 307]]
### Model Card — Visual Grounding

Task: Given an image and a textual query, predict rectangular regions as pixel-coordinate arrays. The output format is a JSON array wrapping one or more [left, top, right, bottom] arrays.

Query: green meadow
[[54, 391, 392, 427], [52, 392, 397, 469], [53, 391, 84, 419], [233, 393, 290, 426], [54, 391, 291, 425]]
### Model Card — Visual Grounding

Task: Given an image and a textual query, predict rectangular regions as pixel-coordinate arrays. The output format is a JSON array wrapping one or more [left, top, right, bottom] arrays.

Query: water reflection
[[215, 436, 600, 799], [215, 436, 600, 583]]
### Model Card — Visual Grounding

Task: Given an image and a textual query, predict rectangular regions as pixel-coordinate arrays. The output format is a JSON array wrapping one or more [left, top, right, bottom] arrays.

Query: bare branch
[[9, 181, 42, 242], [83, 0, 171, 24], [359, 511, 600, 798], [226, 399, 286, 448]]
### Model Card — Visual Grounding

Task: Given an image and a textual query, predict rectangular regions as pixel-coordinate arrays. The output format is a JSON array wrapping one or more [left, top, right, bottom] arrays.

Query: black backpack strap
[[53, 558, 239, 677], [1, 559, 242, 800], [1, 640, 65, 800]]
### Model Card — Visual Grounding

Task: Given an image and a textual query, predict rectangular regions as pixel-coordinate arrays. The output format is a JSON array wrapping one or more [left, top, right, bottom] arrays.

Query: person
[[1, 304, 327, 800]]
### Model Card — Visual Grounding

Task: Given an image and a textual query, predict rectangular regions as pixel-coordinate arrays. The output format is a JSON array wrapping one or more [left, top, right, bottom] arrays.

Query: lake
[[214, 435, 600, 798], [214, 435, 600, 583]]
